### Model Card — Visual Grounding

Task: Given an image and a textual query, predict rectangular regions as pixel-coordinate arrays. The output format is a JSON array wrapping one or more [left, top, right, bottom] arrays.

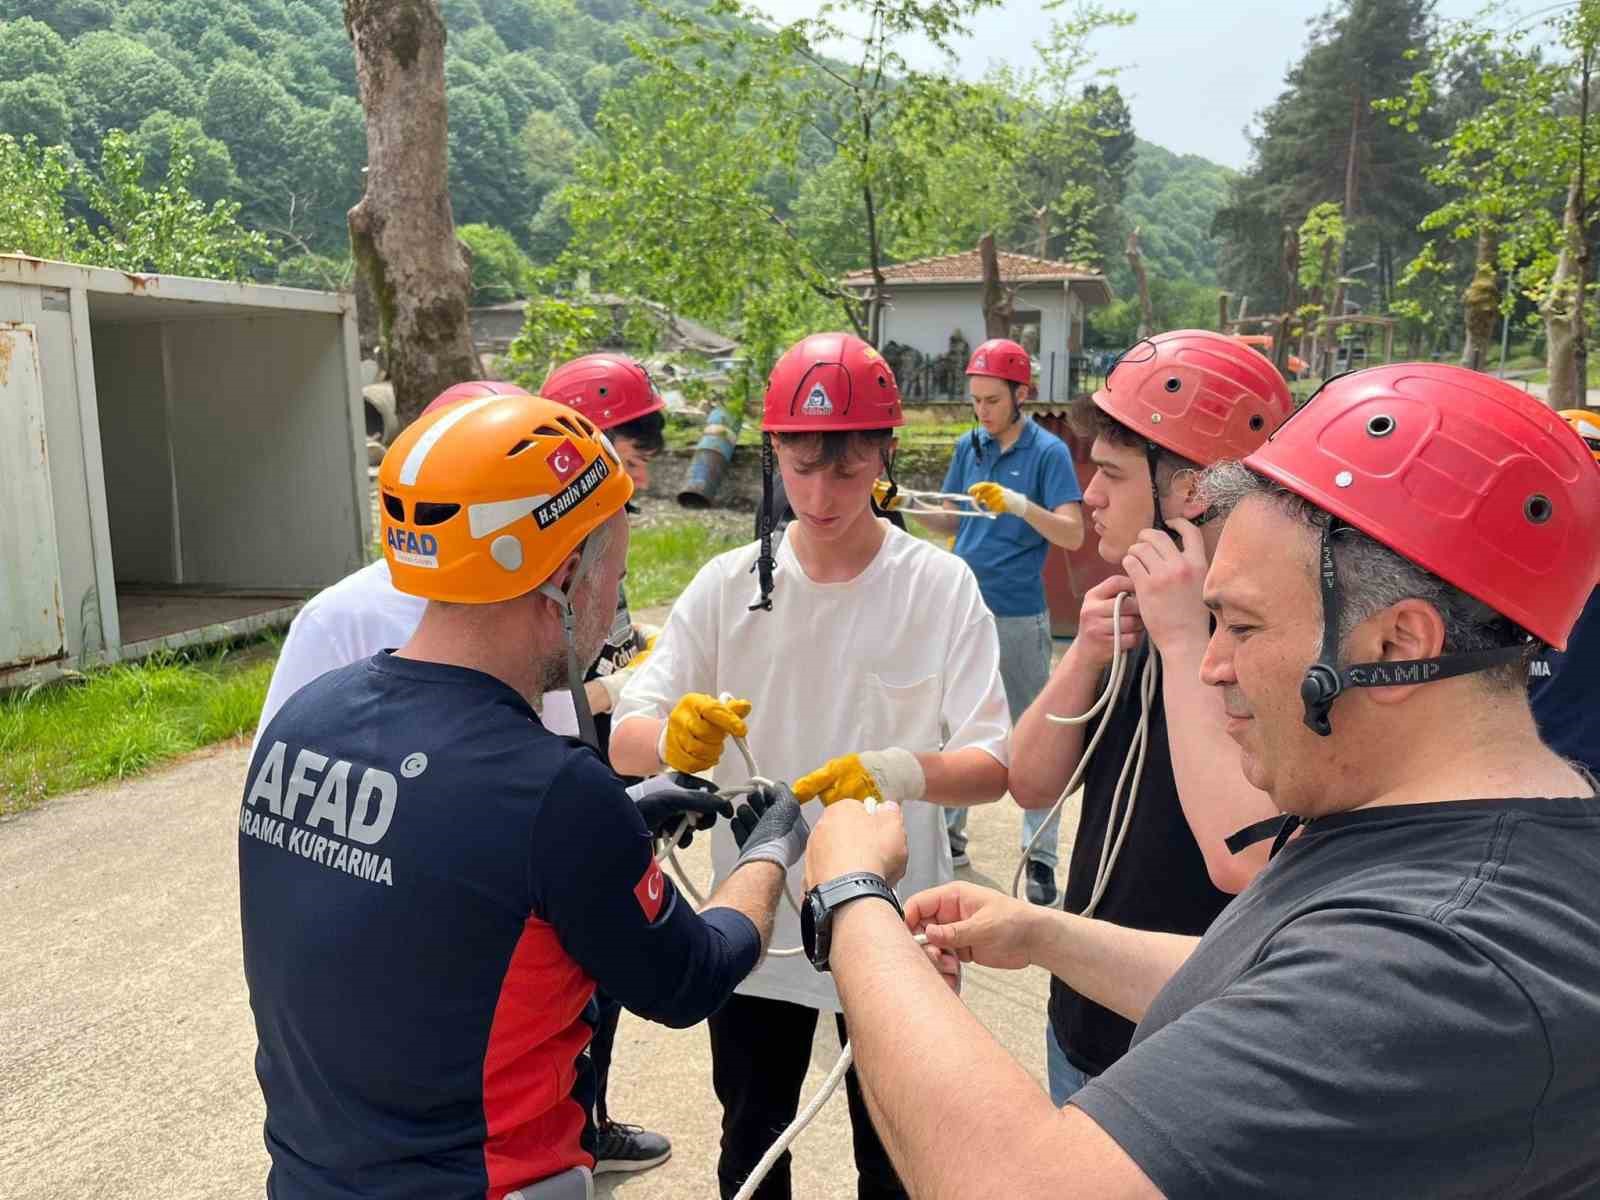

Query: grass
[[0, 640, 280, 819], [627, 519, 749, 608]]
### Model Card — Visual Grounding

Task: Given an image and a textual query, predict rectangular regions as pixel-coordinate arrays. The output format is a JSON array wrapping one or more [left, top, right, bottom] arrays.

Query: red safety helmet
[[421, 379, 532, 419], [1246, 364, 1600, 650], [1094, 330, 1293, 466], [762, 332, 904, 433], [540, 353, 666, 431], [966, 338, 1032, 386]]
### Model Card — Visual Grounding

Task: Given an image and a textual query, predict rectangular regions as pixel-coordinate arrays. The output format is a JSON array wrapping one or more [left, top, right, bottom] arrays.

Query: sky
[[746, 0, 1562, 170]]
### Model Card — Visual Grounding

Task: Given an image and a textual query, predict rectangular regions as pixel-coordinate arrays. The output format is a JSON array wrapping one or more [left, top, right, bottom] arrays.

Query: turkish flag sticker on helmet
[[634, 859, 667, 922], [546, 439, 584, 484]]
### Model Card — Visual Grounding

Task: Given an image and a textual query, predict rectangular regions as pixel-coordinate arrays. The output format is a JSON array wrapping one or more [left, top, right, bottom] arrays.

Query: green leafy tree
[[67, 31, 200, 159], [506, 287, 613, 383], [0, 76, 72, 148], [133, 111, 238, 204], [1381, 1, 1600, 401], [0, 130, 271, 278], [0, 0, 112, 40], [458, 222, 535, 302], [0, 17, 69, 82]]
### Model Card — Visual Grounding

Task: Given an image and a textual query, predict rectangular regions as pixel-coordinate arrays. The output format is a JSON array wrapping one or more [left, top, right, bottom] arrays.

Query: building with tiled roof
[[842, 250, 1114, 403]]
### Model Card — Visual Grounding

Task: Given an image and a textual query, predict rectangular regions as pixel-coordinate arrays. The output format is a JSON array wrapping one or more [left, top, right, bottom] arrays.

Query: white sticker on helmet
[[398, 394, 505, 487]]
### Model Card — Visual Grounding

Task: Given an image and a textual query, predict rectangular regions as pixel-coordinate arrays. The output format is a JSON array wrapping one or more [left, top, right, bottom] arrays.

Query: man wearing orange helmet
[[1006, 331, 1292, 1101], [883, 337, 1086, 900], [240, 391, 806, 1199], [610, 332, 1011, 1200], [804, 364, 1600, 1197], [1528, 408, 1600, 775], [251, 366, 687, 1175]]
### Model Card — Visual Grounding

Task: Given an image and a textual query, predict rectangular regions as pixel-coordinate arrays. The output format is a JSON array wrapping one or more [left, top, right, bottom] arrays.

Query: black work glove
[[730, 782, 810, 871], [636, 784, 735, 849]]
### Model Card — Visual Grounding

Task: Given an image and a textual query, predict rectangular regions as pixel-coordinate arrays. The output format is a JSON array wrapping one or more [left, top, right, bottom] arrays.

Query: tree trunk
[[1126, 226, 1154, 339], [1543, 176, 1585, 409], [1460, 225, 1500, 372], [978, 233, 1012, 340], [1034, 207, 1050, 259], [1217, 292, 1230, 332], [345, 0, 480, 427], [1276, 224, 1300, 376]]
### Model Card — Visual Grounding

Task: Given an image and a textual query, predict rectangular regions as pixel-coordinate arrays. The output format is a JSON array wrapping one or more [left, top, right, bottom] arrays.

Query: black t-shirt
[[1048, 641, 1234, 1075], [587, 587, 645, 769], [1073, 793, 1600, 1199], [1530, 585, 1600, 775]]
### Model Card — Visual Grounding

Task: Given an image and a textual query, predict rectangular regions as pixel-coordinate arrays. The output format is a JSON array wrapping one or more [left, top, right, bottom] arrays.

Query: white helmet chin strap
[[536, 532, 610, 748]]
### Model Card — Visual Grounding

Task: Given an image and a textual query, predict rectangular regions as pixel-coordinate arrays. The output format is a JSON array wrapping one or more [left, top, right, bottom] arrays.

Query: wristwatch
[[801, 872, 903, 973]]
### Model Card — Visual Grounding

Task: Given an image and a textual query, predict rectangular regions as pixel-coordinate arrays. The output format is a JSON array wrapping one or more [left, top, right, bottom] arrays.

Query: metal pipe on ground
[[678, 404, 742, 508]]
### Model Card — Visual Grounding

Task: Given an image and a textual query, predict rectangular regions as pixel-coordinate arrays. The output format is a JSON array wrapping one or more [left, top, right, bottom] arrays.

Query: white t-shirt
[[614, 523, 1011, 1012], [254, 560, 579, 753]]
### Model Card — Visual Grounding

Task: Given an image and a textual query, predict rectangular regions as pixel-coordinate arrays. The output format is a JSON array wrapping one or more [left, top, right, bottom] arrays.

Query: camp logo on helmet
[[546, 438, 585, 484], [386, 527, 439, 569], [533, 453, 612, 530], [802, 383, 834, 415], [973, 353, 988, 370]]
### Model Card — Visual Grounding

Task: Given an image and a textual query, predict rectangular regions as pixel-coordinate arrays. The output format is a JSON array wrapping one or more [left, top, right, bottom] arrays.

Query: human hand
[[793, 748, 924, 807], [1123, 520, 1210, 654], [730, 782, 810, 872], [922, 941, 963, 996], [658, 693, 752, 773], [904, 881, 1038, 971], [1074, 575, 1144, 670], [871, 478, 906, 512], [804, 797, 909, 888], [635, 784, 734, 849], [968, 481, 1028, 517]]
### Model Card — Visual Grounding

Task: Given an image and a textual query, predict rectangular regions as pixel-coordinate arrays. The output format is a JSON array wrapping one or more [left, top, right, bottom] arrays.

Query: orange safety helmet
[[379, 391, 634, 604], [1558, 408, 1600, 463], [421, 379, 532, 420], [1095, 330, 1294, 466], [540, 353, 666, 430]]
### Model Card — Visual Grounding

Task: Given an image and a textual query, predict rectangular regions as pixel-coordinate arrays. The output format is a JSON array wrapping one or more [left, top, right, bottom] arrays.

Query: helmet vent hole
[[1366, 414, 1396, 438], [382, 492, 405, 522], [1164, 376, 1182, 393], [1524, 494, 1554, 524], [1248, 414, 1266, 431], [414, 502, 460, 527], [506, 438, 535, 457]]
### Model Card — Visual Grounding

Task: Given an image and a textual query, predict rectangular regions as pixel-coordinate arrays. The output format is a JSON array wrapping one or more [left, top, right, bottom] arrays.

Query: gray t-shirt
[[1073, 794, 1600, 1198]]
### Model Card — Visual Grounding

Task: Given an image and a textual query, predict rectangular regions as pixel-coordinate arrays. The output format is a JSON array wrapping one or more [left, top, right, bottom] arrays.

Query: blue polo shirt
[[941, 417, 1082, 618], [1530, 585, 1600, 775]]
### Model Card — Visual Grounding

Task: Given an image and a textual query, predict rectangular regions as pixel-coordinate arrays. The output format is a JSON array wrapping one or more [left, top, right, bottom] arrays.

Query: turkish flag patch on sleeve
[[546, 438, 584, 484], [634, 858, 667, 922]]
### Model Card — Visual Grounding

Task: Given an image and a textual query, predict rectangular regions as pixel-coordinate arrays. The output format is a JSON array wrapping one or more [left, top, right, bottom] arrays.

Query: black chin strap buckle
[[1299, 663, 1341, 737]]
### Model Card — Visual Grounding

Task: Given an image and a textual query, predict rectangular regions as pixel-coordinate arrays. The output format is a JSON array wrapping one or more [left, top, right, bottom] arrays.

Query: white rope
[[731, 933, 933, 1200], [1012, 592, 1158, 916]]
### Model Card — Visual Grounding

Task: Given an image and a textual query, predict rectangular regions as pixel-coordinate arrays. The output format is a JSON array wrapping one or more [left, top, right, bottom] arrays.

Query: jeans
[[945, 613, 1060, 867], [1046, 1024, 1093, 1105]]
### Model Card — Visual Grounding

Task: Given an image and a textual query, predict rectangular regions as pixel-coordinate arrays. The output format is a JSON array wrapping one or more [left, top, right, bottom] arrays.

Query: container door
[[0, 323, 66, 668]]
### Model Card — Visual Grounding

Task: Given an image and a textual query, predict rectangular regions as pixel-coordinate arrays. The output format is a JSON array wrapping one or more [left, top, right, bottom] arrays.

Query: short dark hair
[[770, 428, 894, 469], [610, 410, 665, 454], [1067, 392, 1195, 490]]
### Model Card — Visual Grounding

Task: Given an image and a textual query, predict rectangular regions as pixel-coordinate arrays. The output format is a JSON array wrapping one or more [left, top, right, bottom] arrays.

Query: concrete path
[[1, 741, 1079, 1199]]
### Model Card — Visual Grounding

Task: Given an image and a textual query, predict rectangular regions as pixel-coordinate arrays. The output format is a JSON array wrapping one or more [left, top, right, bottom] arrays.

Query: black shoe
[[594, 1120, 671, 1175], [1025, 859, 1057, 907], [949, 834, 970, 868]]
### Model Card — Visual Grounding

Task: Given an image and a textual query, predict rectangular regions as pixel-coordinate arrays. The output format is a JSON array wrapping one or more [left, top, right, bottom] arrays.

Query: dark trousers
[[591, 990, 622, 1125], [708, 992, 908, 1200]]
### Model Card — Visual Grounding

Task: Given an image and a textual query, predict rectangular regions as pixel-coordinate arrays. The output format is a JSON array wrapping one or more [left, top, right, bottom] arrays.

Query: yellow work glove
[[871, 478, 906, 511], [629, 633, 658, 671], [968, 481, 1029, 517], [658, 693, 753, 774], [793, 748, 925, 807]]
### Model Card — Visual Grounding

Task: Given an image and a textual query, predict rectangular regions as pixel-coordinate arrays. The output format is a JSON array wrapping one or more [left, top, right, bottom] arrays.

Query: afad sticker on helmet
[[387, 527, 439, 569], [533, 453, 612, 530], [802, 383, 834, 415]]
